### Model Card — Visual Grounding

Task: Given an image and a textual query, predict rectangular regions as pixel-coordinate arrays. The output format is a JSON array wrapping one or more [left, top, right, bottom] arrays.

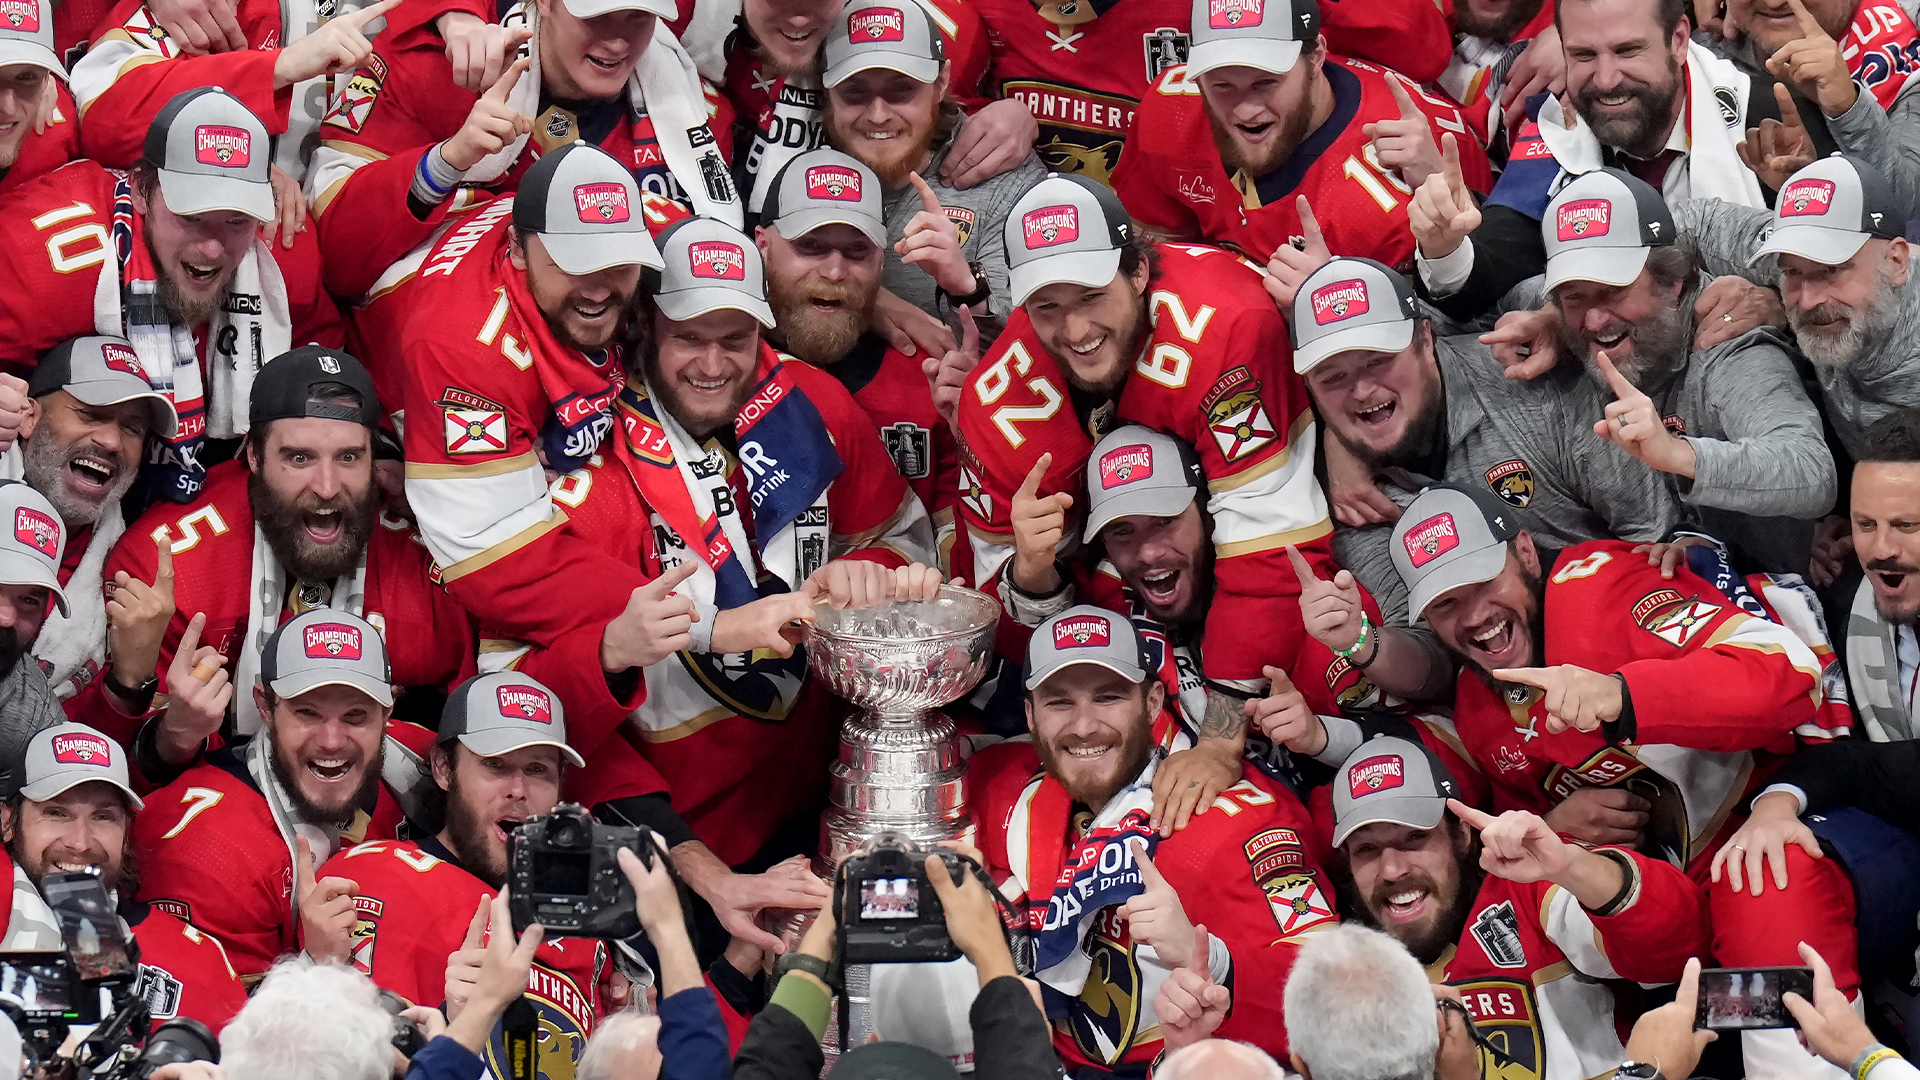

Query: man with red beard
[[1387, 483, 1859, 1080], [71, 347, 471, 767], [0, 0, 82, 198], [756, 147, 965, 576], [967, 606, 1336, 1073], [0, 722, 247, 1029], [1111, 0, 1492, 269], [0, 88, 343, 505], [134, 609, 436, 982]]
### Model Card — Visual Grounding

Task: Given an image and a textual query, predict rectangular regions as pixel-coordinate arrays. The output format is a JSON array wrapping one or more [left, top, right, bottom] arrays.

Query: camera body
[[835, 831, 965, 965], [508, 803, 646, 940]]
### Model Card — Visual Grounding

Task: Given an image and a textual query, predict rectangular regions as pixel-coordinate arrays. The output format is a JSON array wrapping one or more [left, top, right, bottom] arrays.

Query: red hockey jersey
[[127, 901, 250, 1031], [972, 0, 1452, 185], [323, 836, 607, 1078], [1112, 58, 1492, 267], [956, 243, 1333, 684]]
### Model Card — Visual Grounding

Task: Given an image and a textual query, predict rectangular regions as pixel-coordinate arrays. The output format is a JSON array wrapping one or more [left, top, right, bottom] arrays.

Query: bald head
[[578, 1012, 663, 1080], [1157, 1040, 1287, 1080]]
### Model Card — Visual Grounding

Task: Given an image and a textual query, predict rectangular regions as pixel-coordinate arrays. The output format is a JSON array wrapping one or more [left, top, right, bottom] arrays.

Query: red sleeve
[[1110, 81, 1204, 239], [0, 164, 118, 370], [0, 84, 84, 197], [1585, 847, 1710, 984], [133, 912, 249, 1031], [799, 362, 916, 567], [1322, 0, 1451, 83], [135, 778, 294, 979], [928, 0, 991, 111], [377, 0, 490, 52], [275, 225, 347, 347]]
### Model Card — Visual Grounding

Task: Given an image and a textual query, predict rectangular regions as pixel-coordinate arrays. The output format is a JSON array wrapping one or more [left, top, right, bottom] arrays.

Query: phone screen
[[1695, 967, 1814, 1030], [41, 871, 136, 982]]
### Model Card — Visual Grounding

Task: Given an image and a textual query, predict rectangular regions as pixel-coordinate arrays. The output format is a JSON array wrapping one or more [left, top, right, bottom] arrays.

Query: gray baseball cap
[[19, 723, 143, 810], [31, 336, 179, 439], [1082, 425, 1204, 540], [822, 0, 943, 87], [563, 0, 674, 18], [1026, 605, 1151, 689], [1187, 0, 1320, 77], [0, 0, 62, 78], [763, 148, 887, 248], [1390, 485, 1520, 621], [0, 481, 66, 616], [513, 143, 662, 276], [260, 609, 394, 707], [1753, 155, 1904, 267], [437, 671, 585, 767], [142, 87, 274, 222], [1004, 174, 1136, 306], [654, 217, 776, 327], [1291, 257, 1418, 374], [1541, 167, 1675, 293], [1330, 735, 1458, 847]]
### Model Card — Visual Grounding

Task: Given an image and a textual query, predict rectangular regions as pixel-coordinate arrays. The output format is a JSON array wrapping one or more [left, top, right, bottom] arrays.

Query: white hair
[[1283, 925, 1439, 1080], [1157, 1040, 1287, 1080], [577, 1010, 663, 1080], [220, 959, 394, 1080]]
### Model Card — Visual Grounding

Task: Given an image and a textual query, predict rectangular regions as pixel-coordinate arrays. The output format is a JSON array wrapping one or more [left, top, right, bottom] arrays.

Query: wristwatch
[[775, 950, 839, 991], [102, 667, 159, 713], [1613, 1060, 1663, 1080], [942, 261, 991, 308]]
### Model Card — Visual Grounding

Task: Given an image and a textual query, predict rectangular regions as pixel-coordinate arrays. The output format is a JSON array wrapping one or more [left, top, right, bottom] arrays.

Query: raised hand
[[600, 559, 701, 673], [940, 99, 1040, 190], [1263, 195, 1332, 312], [0, 372, 28, 452], [1738, 85, 1817, 192], [1592, 351, 1697, 477], [1408, 133, 1480, 260], [897, 173, 975, 295], [1491, 664, 1623, 734], [443, 894, 489, 1020], [444, 889, 543, 1052], [703, 861, 831, 954], [1692, 273, 1787, 349], [1808, 514, 1852, 587], [1623, 958, 1718, 1080], [106, 544, 177, 705], [297, 835, 359, 964], [439, 13, 530, 95], [1288, 544, 1367, 656], [922, 304, 981, 434], [1366, 77, 1445, 190], [1116, 841, 1199, 968], [1153, 924, 1230, 1051], [442, 57, 533, 172], [157, 612, 232, 761], [1450, 800, 1572, 884], [1009, 453, 1072, 594], [1783, 941, 1876, 1068], [1244, 664, 1326, 755], [1479, 305, 1562, 380], [873, 287, 957, 359], [273, 0, 402, 89], [1710, 789, 1822, 896], [1765, 0, 1857, 115]]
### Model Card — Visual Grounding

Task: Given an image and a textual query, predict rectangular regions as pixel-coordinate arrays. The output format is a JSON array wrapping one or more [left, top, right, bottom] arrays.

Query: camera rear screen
[[532, 852, 593, 896], [859, 877, 918, 920], [0, 958, 72, 1016], [1698, 968, 1811, 1030]]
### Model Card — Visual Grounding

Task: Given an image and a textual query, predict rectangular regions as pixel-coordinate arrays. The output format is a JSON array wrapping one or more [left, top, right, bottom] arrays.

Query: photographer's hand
[[1784, 941, 1875, 1068], [619, 836, 701, 996], [446, 889, 543, 1054], [927, 844, 1015, 985], [1116, 841, 1200, 969], [1622, 957, 1716, 1079]]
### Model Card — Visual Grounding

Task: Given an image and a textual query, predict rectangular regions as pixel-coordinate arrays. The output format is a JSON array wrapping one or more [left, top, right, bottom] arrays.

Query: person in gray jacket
[[0, 480, 84, 795], [1541, 168, 1837, 572], [819, 0, 1044, 347]]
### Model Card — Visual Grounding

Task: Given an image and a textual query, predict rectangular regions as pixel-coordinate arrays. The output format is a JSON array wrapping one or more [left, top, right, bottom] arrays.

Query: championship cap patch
[[0, 1, 41, 32], [573, 181, 631, 224], [51, 732, 112, 766], [1053, 614, 1111, 648], [497, 685, 554, 724], [1023, 205, 1079, 249], [194, 124, 251, 168], [1208, 0, 1262, 28], [304, 622, 364, 660], [1099, 445, 1153, 488], [1555, 198, 1611, 242], [848, 6, 905, 40], [100, 343, 145, 377], [1311, 279, 1370, 325], [13, 507, 57, 558], [1780, 178, 1837, 218], [1347, 754, 1405, 799], [689, 240, 747, 280], [1402, 513, 1458, 568], [805, 164, 863, 202]]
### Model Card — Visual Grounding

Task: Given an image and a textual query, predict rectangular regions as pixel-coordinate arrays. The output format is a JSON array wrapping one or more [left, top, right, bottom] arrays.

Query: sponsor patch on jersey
[[1200, 366, 1276, 462], [1452, 978, 1544, 1080], [0, 1, 41, 32], [1636, 590, 1722, 648], [1470, 900, 1527, 967], [323, 57, 386, 134], [304, 623, 363, 660], [1022, 205, 1079, 248], [1310, 278, 1369, 324], [879, 422, 930, 479], [51, 732, 112, 766], [1555, 197, 1611, 241], [193, 124, 251, 168], [1208, 0, 1262, 27], [573, 181, 631, 224], [1098, 445, 1153, 488], [1780, 178, 1836, 217], [1346, 754, 1404, 799], [688, 240, 747, 279], [944, 205, 975, 245], [848, 5, 905, 40], [804, 164, 863, 201], [13, 506, 57, 558], [1402, 513, 1458, 568], [497, 685, 554, 724], [1052, 614, 1112, 648], [1485, 459, 1533, 508], [444, 409, 507, 455]]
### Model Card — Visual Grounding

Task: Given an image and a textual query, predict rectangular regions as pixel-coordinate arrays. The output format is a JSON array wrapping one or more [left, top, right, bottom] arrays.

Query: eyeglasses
[[1436, 996, 1517, 1068]]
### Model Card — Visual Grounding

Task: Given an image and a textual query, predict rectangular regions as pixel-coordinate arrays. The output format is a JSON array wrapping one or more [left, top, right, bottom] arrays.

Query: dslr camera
[[508, 803, 649, 939], [834, 831, 970, 965]]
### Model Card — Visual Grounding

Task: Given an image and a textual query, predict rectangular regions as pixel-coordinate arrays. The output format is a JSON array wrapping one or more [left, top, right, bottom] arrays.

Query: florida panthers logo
[[0, 2, 40, 31], [1485, 459, 1534, 508]]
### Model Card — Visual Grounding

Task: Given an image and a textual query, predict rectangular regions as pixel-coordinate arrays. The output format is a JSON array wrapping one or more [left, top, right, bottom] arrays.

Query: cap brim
[[1293, 317, 1415, 374], [65, 381, 179, 439], [1751, 224, 1871, 267], [156, 168, 274, 223], [1543, 245, 1650, 292], [1407, 544, 1510, 622], [0, 550, 66, 616], [0, 42, 64, 79], [456, 731, 587, 767], [1187, 38, 1303, 78], [656, 287, 777, 328], [540, 229, 665, 276], [1024, 656, 1147, 690], [823, 52, 941, 87], [1009, 248, 1122, 306], [269, 669, 396, 708], [1083, 485, 1197, 541], [18, 773, 143, 811], [1331, 794, 1445, 847], [773, 207, 888, 248], [563, 0, 673, 16]]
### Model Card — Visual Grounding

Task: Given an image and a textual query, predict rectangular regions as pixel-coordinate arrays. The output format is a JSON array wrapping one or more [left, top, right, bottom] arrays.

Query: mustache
[[1575, 75, 1658, 107], [1792, 302, 1854, 328], [1867, 558, 1919, 575], [1367, 871, 1440, 913]]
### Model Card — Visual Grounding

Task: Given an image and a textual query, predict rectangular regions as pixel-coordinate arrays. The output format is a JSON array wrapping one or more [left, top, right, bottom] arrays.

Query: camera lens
[[140, 1018, 219, 1068]]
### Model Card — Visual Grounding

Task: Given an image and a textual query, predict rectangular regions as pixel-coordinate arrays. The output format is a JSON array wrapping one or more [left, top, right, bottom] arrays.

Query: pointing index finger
[[908, 171, 943, 218], [462, 894, 490, 950], [643, 558, 700, 596], [1387, 75, 1423, 121], [1594, 350, 1640, 399], [1293, 194, 1324, 254], [1016, 452, 1052, 501], [1491, 666, 1550, 689], [1128, 839, 1167, 888], [486, 56, 530, 103], [342, 0, 401, 27], [295, 835, 317, 896], [1284, 544, 1324, 585], [1782, 0, 1826, 37], [1442, 132, 1465, 193], [1446, 798, 1495, 832]]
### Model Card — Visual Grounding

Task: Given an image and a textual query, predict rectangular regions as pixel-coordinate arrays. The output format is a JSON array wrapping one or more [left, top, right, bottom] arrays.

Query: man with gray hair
[[577, 1012, 663, 1080], [1157, 1040, 1289, 1080], [219, 958, 396, 1080], [1282, 924, 1441, 1080]]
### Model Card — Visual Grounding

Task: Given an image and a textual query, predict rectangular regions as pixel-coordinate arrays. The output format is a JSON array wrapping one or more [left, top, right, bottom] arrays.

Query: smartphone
[[1694, 967, 1814, 1030], [41, 870, 136, 983]]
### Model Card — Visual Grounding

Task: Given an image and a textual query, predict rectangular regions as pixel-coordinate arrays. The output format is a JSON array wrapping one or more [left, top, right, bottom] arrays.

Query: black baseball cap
[[827, 1042, 962, 1080], [249, 346, 382, 430]]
